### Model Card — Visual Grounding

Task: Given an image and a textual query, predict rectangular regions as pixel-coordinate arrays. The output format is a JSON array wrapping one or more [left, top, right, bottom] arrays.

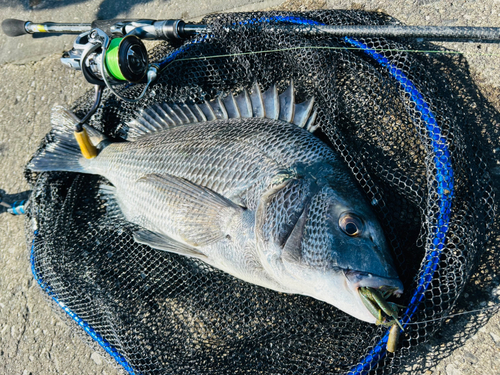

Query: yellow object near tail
[[74, 129, 98, 159]]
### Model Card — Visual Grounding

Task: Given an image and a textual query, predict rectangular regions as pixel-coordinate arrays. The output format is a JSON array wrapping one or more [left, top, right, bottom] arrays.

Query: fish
[[28, 82, 403, 324]]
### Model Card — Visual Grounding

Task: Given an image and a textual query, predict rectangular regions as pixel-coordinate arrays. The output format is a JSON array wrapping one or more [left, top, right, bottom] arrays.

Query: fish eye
[[339, 213, 363, 236]]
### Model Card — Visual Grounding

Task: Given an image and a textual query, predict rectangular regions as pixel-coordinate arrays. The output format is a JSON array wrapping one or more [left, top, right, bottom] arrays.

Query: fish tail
[[27, 106, 97, 174], [50, 105, 107, 146]]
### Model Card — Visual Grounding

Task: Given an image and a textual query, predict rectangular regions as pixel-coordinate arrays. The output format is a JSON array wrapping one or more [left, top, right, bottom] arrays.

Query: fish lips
[[344, 270, 404, 297]]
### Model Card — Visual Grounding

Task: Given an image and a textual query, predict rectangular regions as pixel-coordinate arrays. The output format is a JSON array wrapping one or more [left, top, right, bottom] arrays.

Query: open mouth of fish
[[345, 270, 404, 329]]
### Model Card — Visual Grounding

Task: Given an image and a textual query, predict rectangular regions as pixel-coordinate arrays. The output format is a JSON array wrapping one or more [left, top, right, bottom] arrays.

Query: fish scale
[[99, 118, 334, 208]]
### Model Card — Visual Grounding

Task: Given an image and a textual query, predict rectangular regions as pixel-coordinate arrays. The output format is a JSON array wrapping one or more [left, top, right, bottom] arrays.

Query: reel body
[[61, 29, 149, 86]]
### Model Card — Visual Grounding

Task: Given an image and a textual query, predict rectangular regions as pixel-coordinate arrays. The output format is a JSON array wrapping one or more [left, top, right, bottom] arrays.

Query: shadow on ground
[[0, 0, 172, 19]]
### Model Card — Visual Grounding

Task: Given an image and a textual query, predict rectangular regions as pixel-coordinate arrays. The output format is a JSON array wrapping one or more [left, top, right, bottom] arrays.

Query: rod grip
[[2, 18, 28, 37]]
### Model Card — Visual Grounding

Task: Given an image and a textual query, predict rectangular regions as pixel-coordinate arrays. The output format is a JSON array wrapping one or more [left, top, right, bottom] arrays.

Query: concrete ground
[[0, 0, 499, 374]]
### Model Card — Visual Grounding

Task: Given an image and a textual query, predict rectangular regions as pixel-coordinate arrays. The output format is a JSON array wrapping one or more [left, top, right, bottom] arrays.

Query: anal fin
[[98, 184, 127, 223]]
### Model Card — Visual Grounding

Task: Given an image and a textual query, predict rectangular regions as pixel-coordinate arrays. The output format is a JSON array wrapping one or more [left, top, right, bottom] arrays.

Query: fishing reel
[[62, 29, 150, 86], [58, 19, 206, 102], [2, 18, 206, 102], [61, 27, 156, 102], [60, 25, 161, 157], [1, 18, 208, 159]]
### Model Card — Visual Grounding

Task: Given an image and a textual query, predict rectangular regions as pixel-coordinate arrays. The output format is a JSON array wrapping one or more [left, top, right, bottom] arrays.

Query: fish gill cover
[[24, 9, 498, 375]]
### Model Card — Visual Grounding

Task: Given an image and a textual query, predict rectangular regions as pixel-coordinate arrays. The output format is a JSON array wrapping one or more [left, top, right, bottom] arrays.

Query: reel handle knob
[[2, 19, 28, 37]]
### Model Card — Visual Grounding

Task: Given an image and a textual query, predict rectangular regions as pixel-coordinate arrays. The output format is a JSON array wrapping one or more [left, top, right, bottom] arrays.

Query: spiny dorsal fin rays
[[249, 82, 265, 117], [293, 97, 314, 128], [305, 108, 319, 133], [235, 89, 253, 118], [262, 84, 280, 120], [143, 106, 171, 130], [197, 102, 217, 121], [171, 104, 190, 124], [154, 104, 176, 127], [223, 93, 241, 118], [178, 103, 199, 123], [188, 103, 208, 122], [210, 98, 229, 120], [278, 83, 295, 123], [123, 82, 317, 141], [126, 103, 180, 139]]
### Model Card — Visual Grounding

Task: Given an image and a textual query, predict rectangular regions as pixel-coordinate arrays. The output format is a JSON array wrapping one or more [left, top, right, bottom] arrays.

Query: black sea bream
[[29, 83, 403, 323]]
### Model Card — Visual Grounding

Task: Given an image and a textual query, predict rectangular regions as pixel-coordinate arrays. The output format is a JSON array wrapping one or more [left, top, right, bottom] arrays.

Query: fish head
[[264, 180, 403, 323]]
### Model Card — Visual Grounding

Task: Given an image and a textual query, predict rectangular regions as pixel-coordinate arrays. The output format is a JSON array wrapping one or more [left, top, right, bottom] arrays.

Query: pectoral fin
[[137, 173, 245, 247], [134, 230, 208, 260]]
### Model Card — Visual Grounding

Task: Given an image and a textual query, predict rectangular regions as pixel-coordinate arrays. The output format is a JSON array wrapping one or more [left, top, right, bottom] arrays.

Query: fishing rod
[[2, 19, 206, 104], [3, 18, 500, 102], [4, 18, 500, 40], [2, 18, 211, 158], [2, 18, 500, 158]]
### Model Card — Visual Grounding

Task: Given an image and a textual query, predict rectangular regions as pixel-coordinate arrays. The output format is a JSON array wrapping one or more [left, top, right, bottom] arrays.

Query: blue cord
[[343, 37, 454, 375], [157, 33, 211, 72], [9, 200, 26, 215], [157, 15, 320, 72]]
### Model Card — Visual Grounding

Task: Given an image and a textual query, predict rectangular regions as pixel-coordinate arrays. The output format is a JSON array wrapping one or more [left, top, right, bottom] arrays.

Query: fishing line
[[158, 45, 500, 74], [403, 303, 500, 325]]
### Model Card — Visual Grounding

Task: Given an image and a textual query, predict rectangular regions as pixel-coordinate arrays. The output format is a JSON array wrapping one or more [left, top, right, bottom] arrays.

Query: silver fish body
[[29, 83, 403, 323]]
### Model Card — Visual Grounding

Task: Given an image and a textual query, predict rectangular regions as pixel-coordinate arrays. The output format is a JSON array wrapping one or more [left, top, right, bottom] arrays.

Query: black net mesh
[[24, 10, 498, 375]]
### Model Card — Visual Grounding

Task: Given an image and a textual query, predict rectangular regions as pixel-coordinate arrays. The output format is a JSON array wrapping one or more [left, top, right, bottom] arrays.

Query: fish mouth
[[344, 270, 404, 297]]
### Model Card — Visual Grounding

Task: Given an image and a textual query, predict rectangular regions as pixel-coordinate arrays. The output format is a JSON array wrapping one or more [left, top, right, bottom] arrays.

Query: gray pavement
[[0, 0, 499, 374]]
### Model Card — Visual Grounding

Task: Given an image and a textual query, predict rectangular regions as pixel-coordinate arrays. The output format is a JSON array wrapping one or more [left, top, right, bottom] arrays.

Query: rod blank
[[301, 24, 500, 41], [3, 18, 500, 42]]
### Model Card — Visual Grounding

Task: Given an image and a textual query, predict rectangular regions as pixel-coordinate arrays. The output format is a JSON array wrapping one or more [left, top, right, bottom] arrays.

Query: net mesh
[[24, 10, 498, 374]]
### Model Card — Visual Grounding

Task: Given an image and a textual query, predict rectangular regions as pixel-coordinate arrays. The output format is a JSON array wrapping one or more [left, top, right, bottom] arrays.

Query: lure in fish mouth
[[348, 271, 404, 326], [28, 81, 404, 324]]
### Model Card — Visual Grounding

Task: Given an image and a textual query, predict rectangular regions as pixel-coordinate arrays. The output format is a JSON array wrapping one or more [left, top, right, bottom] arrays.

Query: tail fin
[[27, 106, 96, 173]]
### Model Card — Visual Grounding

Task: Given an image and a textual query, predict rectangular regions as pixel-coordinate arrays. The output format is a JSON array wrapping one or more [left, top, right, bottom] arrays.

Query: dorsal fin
[[123, 82, 318, 141]]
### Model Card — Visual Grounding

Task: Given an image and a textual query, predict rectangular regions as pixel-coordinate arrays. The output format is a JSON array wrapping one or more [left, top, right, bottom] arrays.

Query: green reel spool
[[105, 35, 149, 83]]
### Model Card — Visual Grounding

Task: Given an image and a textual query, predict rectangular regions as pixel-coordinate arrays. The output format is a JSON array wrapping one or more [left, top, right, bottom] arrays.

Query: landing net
[[25, 10, 498, 374]]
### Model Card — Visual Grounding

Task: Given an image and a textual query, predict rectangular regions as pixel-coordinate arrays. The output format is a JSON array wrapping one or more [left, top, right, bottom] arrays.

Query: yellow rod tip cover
[[74, 129, 98, 159]]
